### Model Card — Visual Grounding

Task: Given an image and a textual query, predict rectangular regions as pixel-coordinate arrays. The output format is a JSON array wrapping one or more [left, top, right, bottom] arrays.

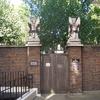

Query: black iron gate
[[0, 71, 33, 100]]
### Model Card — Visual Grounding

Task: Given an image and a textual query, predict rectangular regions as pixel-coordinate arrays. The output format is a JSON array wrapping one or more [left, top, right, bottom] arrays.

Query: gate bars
[[0, 71, 33, 99]]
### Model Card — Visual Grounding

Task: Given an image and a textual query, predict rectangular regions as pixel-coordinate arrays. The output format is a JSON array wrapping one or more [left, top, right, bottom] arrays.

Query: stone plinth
[[26, 35, 41, 47], [67, 38, 83, 47]]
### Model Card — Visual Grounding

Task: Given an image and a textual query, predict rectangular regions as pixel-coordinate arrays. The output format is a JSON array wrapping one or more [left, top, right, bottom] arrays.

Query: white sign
[[30, 60, 38, 66], [46, 63, 50, 67]]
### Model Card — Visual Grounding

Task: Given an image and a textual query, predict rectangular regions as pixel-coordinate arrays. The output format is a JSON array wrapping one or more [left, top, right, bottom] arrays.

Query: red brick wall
[[0, 46, 41, 90], [68, 45, 100, 92], [83, 46, 100, 91], [0, 47, 27, 72], [1, 45, 100, 92]]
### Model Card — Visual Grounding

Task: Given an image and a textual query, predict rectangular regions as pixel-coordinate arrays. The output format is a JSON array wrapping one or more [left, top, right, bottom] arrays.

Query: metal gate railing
[[0, 71, 33, 99]]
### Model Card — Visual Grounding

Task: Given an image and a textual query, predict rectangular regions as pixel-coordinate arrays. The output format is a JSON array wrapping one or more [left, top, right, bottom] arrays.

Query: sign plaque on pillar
[[30, 59, 38, 66]]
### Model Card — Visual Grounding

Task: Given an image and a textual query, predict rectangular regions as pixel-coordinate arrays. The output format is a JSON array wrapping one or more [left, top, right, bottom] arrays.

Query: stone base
[[26, 36, 41, 46], [26, 42, 41, 46], [67, 39, 83, 46]]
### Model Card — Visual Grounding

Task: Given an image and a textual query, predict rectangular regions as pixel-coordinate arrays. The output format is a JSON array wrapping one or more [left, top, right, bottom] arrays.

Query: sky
[[9, 0, 23, 6]]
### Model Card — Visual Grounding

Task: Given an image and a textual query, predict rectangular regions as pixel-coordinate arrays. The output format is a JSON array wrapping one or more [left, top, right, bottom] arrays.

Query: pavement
[[34, 91, 100, 100]]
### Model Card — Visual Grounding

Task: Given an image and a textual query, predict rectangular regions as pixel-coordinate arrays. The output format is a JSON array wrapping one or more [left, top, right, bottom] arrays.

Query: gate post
[[67, 46, 83, 93], [67, 17, 83, 93], [25, 17, 41, 92], [26, 45, 41, 91]]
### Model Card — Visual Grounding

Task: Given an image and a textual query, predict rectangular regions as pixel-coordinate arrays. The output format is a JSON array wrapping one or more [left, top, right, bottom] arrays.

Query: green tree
[[0, 0, 29, 45], [24, 0, 100, 51]]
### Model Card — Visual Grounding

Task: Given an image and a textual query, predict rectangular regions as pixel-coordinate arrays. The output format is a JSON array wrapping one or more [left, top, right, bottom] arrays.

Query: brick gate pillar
[[26, 33, 41, 91], [67, 17, 83, 93], [67, 46, 83, 93]]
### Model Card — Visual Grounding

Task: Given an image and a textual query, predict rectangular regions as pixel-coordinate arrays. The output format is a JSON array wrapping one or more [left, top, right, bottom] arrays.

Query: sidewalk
[[34, 91, 100, 100]]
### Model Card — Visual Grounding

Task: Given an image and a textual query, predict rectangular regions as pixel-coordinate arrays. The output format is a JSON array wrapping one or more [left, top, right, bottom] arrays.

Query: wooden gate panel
[[53, 54, 68, 93], [40, 54, 52, 93], [41, 53, 69, 93]]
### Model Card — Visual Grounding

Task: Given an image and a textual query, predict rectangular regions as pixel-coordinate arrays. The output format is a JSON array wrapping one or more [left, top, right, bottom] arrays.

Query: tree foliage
[[24, 0, 100, 51], [0, 0, 29, 45]]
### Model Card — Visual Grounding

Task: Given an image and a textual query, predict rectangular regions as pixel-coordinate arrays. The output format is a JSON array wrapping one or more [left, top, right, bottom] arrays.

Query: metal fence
[[0, 71, 33, 99]]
